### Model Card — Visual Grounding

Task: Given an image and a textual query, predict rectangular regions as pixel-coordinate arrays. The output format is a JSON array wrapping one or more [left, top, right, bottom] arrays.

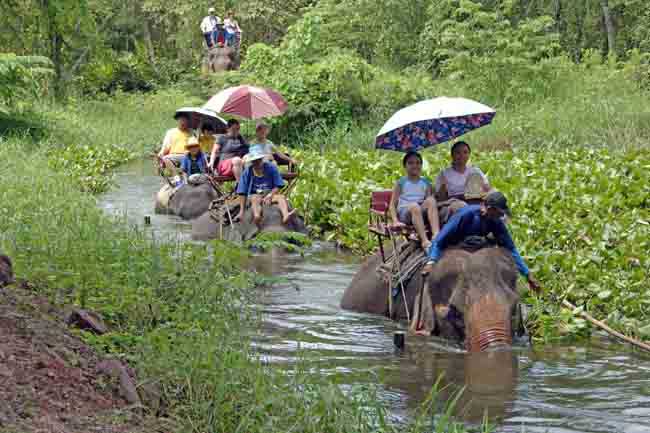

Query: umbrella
[[203, 85, 288, 120], [375, 97, 496, 152], [174, 107, 228, 131]]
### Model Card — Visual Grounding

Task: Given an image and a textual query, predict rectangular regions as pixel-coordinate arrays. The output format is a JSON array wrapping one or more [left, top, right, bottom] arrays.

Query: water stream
[[99, 160, 650, 433]]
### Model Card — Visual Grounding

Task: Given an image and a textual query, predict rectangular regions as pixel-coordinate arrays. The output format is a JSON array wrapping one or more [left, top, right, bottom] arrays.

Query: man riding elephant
[[341, 191, 538, 352], [423, 191, 540, 292]]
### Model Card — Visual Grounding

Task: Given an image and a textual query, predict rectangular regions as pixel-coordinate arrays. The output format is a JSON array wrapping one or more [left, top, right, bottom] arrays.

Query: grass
[[0, 96, 488, 432]]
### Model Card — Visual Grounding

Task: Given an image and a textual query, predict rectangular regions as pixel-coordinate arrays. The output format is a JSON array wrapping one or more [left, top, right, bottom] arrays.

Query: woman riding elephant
[[210, 119, 248, 182], [436, 141, 491, 223], [341, 192, 539, 352]]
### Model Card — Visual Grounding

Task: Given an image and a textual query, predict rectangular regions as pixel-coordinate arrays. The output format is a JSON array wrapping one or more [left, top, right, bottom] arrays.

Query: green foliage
[[418, 0, 563, 106], [0, 53, 53, 113], [289, 143, 650, 342]]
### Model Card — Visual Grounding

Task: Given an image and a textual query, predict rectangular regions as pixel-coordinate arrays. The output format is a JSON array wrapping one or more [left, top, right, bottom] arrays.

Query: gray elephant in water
[[0, 254, 14, 287], [192, 204, 308, 242], [155, 182, 219, 220], [341, 246, 525, 352]]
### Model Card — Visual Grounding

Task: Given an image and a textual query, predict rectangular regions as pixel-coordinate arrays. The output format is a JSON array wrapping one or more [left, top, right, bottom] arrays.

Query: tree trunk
[[43, 0, 64, 97], [143, 19, 157, 66], [600, 0, 616, 56], [574, 0, 586, 62], [554, 0, 562, 33]]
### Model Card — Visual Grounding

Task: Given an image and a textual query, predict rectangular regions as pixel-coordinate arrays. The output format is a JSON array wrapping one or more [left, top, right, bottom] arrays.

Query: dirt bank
[[0, 282, 170, 433]]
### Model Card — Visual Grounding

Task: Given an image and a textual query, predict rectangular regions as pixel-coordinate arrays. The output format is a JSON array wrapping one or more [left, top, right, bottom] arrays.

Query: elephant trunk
[[465, 294, 512, 352]]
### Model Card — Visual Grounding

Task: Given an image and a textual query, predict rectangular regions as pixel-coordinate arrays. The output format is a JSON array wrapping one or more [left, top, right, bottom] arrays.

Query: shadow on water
[[101, 159, 650, 433]]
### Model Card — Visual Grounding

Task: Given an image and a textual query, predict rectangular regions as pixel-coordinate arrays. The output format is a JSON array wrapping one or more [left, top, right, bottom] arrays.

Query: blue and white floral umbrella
[[375, 97, 496, 152]]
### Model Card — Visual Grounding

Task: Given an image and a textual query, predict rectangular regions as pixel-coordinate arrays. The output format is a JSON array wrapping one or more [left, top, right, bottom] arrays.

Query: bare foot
[[282, 209, 297, 225], [421, 263, 434, 275], [253, 214, 263, 227]]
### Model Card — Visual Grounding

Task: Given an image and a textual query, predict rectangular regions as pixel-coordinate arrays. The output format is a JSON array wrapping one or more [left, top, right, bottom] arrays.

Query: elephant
[[341, 245, 526, 352], [154, 182, 219, 220], [192, 203, 308, 242], [202, 46, 237, 73], [0, 254, 14, 287]]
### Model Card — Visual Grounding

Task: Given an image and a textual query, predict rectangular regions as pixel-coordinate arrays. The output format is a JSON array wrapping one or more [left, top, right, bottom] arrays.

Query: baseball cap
[[485, 191, 511, 216]]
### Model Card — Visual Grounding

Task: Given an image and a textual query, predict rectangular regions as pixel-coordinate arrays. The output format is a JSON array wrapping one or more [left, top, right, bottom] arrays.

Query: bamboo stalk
[[562, 299, 650, 352]]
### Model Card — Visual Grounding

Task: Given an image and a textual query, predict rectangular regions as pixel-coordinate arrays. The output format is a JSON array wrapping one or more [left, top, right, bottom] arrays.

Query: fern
[[0, 53, 54, 112]]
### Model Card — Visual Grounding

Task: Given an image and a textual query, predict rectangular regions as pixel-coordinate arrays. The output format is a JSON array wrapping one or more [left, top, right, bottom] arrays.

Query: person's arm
[[389, 181, 403, 226], [270, 163, 285, 191], [425, 181, 434, 198], [236, 167, 251, 195], [494, 221, 530, 278], [271, 144, 295, 165], [210, 138, 222, 168], [435, 172, 449, 201], [475, 167, 491, 192], [159, 130, 172, 156]]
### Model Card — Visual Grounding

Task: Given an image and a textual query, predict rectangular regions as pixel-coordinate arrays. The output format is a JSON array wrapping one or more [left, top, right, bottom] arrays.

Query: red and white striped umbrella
[[203, 85, 288, 120]]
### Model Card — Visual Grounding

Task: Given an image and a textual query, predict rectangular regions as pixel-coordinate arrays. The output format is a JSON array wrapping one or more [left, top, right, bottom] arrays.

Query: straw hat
[[185, 137, 200, 149]]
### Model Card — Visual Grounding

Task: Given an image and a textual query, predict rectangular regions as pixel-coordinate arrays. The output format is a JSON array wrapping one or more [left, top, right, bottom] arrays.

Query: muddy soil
[[0, 282, 171, 433]]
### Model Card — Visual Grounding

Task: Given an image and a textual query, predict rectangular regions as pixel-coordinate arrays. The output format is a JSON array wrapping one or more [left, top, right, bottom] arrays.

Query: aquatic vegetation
[[290, 145, 650, 343]]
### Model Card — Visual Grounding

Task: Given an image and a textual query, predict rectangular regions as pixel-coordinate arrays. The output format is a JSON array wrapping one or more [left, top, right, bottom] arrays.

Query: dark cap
[[485, 191, 511, 216]]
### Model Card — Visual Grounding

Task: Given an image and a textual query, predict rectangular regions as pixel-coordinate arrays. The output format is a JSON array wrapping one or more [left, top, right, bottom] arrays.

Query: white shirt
[[200, 15, 220, 33], [435, 165, 489, 198], [224, 18, 240, 33]]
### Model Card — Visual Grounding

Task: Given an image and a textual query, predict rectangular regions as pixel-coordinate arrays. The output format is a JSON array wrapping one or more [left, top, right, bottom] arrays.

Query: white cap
[[208, 7, 215, 13]]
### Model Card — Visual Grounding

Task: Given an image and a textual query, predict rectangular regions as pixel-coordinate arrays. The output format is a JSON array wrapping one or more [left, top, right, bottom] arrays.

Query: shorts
[[217, 158, 235, 176], [398, 205, 428, 225]]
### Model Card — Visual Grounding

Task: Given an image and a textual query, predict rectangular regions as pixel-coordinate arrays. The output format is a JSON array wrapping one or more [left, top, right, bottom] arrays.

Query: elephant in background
[[341, 246, 525, 352], [202, 46, 237, 73], [155, 182, 219, 221]]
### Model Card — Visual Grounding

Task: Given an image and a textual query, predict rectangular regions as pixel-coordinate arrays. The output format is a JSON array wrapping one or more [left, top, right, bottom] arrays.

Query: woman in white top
[[435, 141, 490, 201], [223, 11, 241, 47]]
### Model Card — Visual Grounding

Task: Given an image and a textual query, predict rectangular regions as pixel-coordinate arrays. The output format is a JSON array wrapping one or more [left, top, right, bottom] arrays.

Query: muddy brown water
[[99, 160, 650, 433]]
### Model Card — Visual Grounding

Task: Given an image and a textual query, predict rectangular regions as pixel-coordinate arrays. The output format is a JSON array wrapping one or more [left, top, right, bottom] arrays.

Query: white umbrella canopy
[[375, 97, 496, 152], [174, 107, 228, 131]]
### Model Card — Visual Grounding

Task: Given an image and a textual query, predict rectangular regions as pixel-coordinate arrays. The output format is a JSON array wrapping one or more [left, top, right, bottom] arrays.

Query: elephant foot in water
[[192, 204, 307, 242]]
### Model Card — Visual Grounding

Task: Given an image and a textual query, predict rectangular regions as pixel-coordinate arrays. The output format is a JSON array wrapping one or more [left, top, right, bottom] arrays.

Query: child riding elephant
[[235, 149, 295, 227]]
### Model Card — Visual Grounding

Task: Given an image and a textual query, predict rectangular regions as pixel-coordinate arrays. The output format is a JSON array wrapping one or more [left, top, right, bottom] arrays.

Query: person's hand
[[234, 212, 244, 223], [527, 274, 541, 293], [263, 194, 273, 206], [290, 159, 298, 166]]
